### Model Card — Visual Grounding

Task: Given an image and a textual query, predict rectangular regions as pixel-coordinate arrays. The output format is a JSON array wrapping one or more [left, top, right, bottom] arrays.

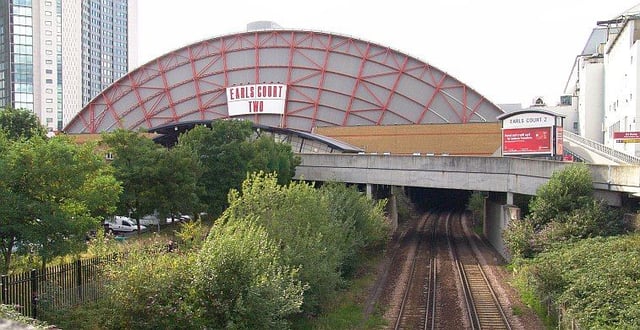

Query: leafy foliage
[[193, 219, 306, 329], [503, 163, 625, 259], [466, 191, 485, 226], [221, 173, 390, 314], [517, 234, 640, 329], [319, 182, 389, 277], [101, 129, 202, 229], [177, 120, 300, 218], [0, 136, 121, 272], [0, 304, 52, 329], [247, 135, 300, 185], [177, 121, 254, 217], [528, 163, 593, 229], [100, 240, 199, 329], [0, 106, 46, 141]]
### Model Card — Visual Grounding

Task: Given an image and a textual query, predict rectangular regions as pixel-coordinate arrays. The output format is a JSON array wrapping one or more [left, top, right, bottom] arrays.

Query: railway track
[[393, 211, 438, 330], [448, 211, 511, 330], [387, 210, 511, 329]]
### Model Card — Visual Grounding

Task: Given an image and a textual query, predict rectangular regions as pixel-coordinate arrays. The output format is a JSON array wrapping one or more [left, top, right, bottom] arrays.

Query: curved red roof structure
[[64, 29, 505, 134]]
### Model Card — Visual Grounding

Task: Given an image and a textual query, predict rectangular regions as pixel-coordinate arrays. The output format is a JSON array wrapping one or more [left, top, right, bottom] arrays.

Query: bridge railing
[[564, 130, 640, 164]]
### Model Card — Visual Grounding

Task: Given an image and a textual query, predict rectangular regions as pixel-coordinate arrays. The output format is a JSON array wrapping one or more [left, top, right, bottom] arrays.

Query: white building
[[564, 28, 606, 143], [565, 4, 640, 157], [0, 0, 137, 132]]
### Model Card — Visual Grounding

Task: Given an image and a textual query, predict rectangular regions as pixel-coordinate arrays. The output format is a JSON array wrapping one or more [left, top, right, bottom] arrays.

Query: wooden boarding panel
[[315, 123, 502, 156]]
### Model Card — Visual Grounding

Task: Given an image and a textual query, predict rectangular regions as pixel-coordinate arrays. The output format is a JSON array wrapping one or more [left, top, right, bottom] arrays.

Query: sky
[[135, 0, 640, 107]]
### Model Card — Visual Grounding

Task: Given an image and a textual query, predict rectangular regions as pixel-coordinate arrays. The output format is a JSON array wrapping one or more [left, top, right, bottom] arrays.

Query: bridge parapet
[[294, 154, 640, 204]]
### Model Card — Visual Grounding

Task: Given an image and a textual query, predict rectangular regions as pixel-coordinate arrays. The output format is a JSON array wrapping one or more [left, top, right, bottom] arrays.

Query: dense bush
[[221, 172, 390, 314], [192, 219, 306, 329], [528, 163, 593, 229], [516, 234, 640, 329], [320, 182, 389, 277], [99, 239, 198, 329], [504, 163, 625, 258]]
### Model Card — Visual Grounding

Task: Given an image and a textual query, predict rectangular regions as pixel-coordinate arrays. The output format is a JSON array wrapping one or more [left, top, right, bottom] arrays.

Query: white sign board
[[502, 112, 555, 129], [226, 84, 287, 116]]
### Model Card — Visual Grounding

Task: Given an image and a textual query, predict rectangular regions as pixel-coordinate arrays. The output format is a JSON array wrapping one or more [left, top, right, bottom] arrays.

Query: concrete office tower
[[0, 0, 137, 132]]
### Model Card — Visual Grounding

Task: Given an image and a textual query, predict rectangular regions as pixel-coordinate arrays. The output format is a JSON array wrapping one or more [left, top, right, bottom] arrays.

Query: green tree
[[101, 130, 175, 228], [177, 120, 299, 217], [520, 235, 640, 329], [0, 136, 121, 272], [99, 240, 199, 329], [177, 121, 253, 216], [248, 135, 300, 185], [0, 107, 46, 140], [141, 143, 203, 222]]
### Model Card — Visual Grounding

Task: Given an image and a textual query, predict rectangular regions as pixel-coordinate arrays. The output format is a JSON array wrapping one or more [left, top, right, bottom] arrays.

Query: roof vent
[[532, 96, 546, 107]]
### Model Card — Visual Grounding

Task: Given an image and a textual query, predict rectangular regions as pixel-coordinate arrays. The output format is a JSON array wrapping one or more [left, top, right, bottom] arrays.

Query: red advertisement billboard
[[613, 131, 640, 143], [502, 127, 552, 155], [613, 131, 640, 139]]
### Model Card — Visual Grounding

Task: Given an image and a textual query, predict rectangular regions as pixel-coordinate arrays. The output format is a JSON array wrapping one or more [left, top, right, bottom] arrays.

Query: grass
[[509, 263, 557, 329], [291, 251, 389, 330]]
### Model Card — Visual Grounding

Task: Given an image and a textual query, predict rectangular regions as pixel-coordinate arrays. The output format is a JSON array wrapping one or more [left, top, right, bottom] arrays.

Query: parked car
[[165, 214, 187, 224], [104, 216, 147, 233], [138, 214, 160, 226]]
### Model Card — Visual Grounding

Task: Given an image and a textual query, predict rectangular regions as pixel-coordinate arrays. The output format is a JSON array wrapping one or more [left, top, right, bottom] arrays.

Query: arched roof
[[64, 29, 505, 134]]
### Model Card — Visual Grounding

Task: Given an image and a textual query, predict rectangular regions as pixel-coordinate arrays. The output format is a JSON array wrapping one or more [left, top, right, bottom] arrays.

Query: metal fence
[[1, 254, 116, 319]]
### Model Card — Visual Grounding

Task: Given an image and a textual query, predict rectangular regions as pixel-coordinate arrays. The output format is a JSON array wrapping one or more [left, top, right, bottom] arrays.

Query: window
[[573, 122, 579, 130]]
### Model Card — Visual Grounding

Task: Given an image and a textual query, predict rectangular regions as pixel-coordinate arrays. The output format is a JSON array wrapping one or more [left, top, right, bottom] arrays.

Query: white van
[[104, 216, 147, 233]]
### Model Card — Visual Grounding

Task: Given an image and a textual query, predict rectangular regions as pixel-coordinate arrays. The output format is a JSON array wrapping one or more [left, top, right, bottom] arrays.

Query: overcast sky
[[135, 0, 640, 106]]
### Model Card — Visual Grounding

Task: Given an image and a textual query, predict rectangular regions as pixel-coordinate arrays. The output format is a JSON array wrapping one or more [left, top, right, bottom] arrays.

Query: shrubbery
[[514, 234, 640, 329], [220, 173, 389, 313], [504, 163, 625, 258], [46, 173, 390, 329], [504, 163, 636, 328]]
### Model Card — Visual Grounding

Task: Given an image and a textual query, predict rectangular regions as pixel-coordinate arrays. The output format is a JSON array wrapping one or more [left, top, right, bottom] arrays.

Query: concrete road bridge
[[294, 153, 640, 257]]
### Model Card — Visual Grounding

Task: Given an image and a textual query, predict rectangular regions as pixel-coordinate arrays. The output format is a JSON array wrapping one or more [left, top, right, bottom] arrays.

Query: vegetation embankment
[[2, 107, 393, 329], [39, 174, 390, 329], [498, 163, 639, 329], [1, 113, 300, 274]]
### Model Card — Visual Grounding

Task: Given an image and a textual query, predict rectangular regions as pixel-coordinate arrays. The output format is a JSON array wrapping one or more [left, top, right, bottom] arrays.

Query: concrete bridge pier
[[485, 191, 520, 261]]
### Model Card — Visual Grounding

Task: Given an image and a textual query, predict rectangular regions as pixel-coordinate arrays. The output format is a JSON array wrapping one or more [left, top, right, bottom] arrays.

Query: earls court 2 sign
[[226, 84, 287, 116]]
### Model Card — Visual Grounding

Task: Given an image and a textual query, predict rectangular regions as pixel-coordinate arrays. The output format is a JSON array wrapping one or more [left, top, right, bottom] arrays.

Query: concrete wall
[[485, 197, 507, 259]]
